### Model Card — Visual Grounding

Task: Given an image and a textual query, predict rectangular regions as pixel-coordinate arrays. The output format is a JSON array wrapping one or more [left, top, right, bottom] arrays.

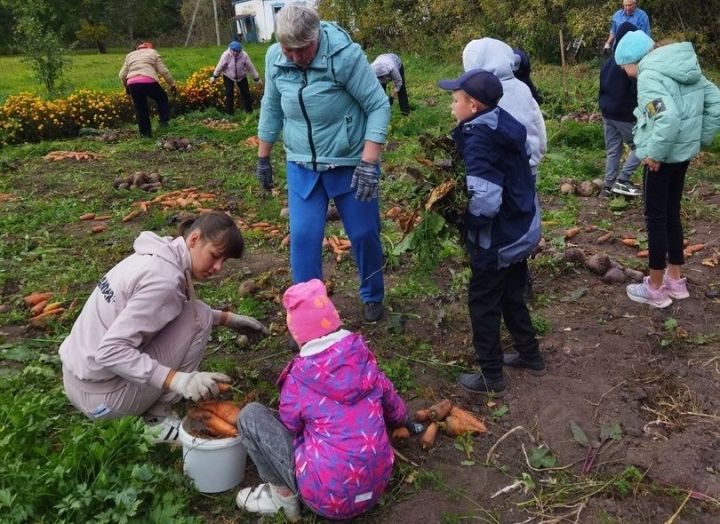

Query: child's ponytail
[[179, 211, 244, 258]]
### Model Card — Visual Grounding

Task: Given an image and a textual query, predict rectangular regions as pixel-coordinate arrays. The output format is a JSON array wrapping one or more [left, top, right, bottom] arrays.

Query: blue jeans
[[286, 162, 384, 303], [603, 117, 641, 187]]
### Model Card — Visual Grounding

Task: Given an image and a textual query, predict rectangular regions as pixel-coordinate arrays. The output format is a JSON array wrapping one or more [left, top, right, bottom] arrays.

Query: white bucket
[[178, 418, 247, 493]]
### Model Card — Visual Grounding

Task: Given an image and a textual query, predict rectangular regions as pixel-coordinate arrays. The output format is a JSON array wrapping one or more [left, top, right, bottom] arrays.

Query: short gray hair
[[275, 4, 320, 48]]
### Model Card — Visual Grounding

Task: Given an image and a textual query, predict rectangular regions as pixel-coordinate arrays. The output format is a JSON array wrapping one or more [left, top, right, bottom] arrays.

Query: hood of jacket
[[278, 333, 378, 404], [463, 38, 516, 80], [640, 42, 702, 85], [133, 232, 192, 275], [614, 22, 637, 51], [271, 21, 353, 70]]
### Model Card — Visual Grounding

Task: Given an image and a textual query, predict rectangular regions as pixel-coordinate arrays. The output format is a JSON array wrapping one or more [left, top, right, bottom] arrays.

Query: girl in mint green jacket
[[615, 31, 720, 308]]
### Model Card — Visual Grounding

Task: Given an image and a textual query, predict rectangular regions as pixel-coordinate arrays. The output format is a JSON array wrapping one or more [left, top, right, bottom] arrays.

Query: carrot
[[90, 225, 106, 234], [420, 422, 439, 450], [217, 383, 232, 394], [564, 227, 581, 239], [281, 234, 290, 247], [637, 250, 649, 258], [79, 212, 96, 221], [686, 243, 704, 254], [43, 302, 62, 313], [30, 307, 65, 324], [202, 410, 239, 438], [415, 408, 430, 422], [94, 215, 112, 221], [595, 232, 612, 244], [391, 427, 411, 440], [30, 299, 49, 316], [197, 400, 241, 426], [445, 407, 487, 436], [122, 209, 140, 222], [621, 238, 639, 247], [428, 399, 453, 422], [23, 292, 53, 307]]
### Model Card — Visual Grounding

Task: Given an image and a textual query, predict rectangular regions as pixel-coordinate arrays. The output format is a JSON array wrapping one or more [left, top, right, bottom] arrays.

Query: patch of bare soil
[[229, 189, 720, 523]]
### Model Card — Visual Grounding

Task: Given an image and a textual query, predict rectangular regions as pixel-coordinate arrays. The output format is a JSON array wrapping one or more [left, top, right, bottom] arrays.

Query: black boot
[[457, 372, 506, 397]]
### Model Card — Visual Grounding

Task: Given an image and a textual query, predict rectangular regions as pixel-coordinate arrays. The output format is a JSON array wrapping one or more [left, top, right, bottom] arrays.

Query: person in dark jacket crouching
[[437, 69, 545, 396]]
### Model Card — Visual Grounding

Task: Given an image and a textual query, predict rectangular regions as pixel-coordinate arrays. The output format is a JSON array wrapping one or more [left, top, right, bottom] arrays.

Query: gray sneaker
[[599, 186, 613, 198], [611, 180, 641, 197]]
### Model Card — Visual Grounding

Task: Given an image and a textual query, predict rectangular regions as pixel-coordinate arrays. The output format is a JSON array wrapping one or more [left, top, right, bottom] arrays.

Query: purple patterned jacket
[[277, 332, 407, 519]]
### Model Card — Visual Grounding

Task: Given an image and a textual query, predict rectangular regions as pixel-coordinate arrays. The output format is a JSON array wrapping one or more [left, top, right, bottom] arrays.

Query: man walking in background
[[603, 1, 650, 52]]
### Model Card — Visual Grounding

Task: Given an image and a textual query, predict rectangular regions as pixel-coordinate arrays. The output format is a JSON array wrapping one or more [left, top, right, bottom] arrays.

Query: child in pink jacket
[[236, 279, 407, 521]]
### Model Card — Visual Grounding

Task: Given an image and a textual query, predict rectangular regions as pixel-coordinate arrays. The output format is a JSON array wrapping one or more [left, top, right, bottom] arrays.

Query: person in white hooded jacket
[[59, 212, 267, 442], [463, 38, 547, 180]]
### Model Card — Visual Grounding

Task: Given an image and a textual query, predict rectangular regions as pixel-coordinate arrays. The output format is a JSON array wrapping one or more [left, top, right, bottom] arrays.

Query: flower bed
[[0, 66, 263, 145]]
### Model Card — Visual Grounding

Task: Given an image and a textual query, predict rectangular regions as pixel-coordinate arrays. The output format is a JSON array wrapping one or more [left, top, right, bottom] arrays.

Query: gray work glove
[[256, 157, 273, 191], [169, 371, 231, 402], [351, 160, 379, 201], [220, 311, 269, 334]]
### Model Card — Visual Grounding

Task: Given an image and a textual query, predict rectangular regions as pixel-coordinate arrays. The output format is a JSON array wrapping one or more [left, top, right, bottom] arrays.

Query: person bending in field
[[59, 211, 267, 443], [437, 69, 545, 397], [236, 279, 407, 521]]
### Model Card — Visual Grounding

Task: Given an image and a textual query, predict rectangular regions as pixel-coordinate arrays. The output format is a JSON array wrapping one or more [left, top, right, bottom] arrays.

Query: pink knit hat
[[283, 279, 342, 345]]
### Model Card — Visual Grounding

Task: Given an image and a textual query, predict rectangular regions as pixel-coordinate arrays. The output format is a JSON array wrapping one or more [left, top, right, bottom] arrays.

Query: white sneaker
[[236, 483, 301, 522], [145, 414, 182, 444], [626, 277, 672, 308]]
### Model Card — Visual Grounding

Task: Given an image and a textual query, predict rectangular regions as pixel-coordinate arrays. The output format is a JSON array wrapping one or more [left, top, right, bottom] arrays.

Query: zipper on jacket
[[298, 70, 317, 171]]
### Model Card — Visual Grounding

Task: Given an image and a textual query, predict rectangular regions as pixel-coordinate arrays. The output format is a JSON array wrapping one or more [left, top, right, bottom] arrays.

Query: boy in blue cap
[[438, 69, 545, 396]]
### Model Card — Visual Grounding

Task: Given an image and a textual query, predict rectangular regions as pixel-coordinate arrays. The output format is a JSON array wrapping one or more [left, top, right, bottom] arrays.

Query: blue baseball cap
[[437, 68, 503, 106], [229, 41, 242, 52]]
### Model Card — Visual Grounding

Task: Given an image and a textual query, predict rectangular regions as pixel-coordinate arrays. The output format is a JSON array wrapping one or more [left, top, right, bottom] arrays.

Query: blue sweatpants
[[286, 162, 384, 303]]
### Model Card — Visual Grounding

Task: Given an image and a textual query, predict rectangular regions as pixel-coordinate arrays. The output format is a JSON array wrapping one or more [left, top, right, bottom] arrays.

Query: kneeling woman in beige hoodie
[[59, 211, 267, 442]]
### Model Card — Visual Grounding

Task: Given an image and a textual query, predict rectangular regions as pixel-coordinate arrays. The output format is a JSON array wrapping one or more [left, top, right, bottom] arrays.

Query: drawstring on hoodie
[[184, 268, 199, 323]]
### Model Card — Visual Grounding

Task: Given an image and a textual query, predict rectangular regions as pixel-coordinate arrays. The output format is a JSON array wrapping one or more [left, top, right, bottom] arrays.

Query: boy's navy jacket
[[452, 106, 542, 270], [598, 22, 638, 122]]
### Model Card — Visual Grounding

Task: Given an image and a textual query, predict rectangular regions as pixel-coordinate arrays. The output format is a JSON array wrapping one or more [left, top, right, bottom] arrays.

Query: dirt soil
[[218, 187, 720, 523]]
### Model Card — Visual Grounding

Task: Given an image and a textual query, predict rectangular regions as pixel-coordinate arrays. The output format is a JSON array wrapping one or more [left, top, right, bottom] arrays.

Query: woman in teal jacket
[[255, 5, 390, 322], [615, 31, 720, 308]]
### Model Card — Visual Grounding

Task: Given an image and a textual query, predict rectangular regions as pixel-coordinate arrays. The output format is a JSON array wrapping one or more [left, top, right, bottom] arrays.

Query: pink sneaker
[[663, 275, 689, 299], [626, 277, 672, 308]]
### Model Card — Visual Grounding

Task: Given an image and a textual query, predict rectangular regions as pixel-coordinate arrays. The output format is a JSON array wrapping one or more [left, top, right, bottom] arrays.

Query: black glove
[[350, 160, 379, 201], [124, 86, 130, 96], [256, 157, 273, 191], [170, 85, 178, 96]]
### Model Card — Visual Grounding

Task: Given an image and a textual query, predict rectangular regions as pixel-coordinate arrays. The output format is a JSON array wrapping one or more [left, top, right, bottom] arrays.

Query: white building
[[232, 0, 319, 43]]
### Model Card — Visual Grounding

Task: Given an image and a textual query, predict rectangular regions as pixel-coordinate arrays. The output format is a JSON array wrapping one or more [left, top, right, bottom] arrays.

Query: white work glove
[[169, 371, 231, 402], [209, 76, 217, 84], [220, 311, 269, 334]]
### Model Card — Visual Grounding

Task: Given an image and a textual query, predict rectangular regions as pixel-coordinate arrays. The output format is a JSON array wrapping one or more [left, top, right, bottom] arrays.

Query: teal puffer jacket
[[634, 42, 720, 163], [258, 22, 390, 169]]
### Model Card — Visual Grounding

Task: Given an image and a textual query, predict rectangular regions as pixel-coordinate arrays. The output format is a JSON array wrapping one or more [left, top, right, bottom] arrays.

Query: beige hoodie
[[59, 233, 192, 390], [119, 48, 175, 86]]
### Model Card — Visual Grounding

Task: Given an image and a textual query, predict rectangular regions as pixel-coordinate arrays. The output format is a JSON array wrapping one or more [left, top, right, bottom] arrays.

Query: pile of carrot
[[412, 399, 487, 450], [23, 291, 65, 324], [325, 235, 352, 262], [186, 398, 243, 439], [122, 188, 217, 222], [43, 150, 101, 161]]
